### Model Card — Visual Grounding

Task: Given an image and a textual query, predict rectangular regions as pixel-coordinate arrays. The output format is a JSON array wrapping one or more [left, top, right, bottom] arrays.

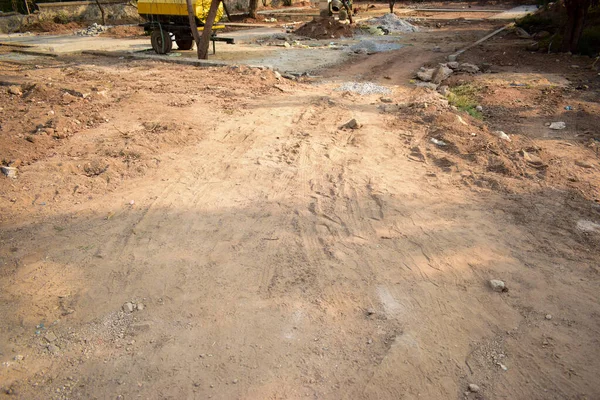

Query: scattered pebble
[[545, 314, 552, 320], [340, 118, 361, 130], [492, 130, 511, 142], [430, 138, 447, 146], [8, 85, 22, 96], [549, 121, 566, 130], [489, 279, 507, 292], [123, 302, 134, 313], [468, 383, 480, 393], [44, 332, 57, 343], [136, 303, 144, 311]]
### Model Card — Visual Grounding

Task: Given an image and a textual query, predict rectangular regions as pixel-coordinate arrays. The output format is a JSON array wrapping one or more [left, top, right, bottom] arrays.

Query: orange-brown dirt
[[1, 15, 600, 400]]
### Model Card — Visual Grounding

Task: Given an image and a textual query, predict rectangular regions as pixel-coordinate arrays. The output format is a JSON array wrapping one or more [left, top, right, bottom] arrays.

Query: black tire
[[151, 29, 173, 54], [176, 38, 194, 50]]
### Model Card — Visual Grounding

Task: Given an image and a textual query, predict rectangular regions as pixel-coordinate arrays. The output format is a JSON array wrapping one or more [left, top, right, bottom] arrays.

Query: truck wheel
[[151, 29, 173, 54], [176, 38, 194, 50]]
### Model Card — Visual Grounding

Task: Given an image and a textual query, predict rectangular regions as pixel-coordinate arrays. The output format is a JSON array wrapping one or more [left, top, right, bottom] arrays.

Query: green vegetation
[[447, 84, 483, 120]]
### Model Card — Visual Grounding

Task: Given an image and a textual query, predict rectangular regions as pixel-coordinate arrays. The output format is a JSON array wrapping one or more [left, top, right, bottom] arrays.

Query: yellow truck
[[138, 0, 232, 54]]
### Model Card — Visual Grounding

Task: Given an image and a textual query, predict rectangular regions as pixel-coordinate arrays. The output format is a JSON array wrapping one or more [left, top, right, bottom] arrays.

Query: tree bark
[[248, 0, 259, 19], [197, 0, 221, 59], [186, 0, 203, 58], [561, 0, 590, 53], [389, 0, 395, 13], [94, 0, 106, 25]]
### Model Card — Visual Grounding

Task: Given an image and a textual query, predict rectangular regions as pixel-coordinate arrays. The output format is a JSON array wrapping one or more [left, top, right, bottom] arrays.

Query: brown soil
[[19, 21, 85, 35], [294, 16, 354, 39], [1, 12, 600, 400], [103, 25, 146, 39]]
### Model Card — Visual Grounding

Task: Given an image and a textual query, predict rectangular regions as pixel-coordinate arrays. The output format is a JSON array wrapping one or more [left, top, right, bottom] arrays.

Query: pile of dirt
[[294, 17, 354, 39], [103, 25, 145, 38], [19, 20, 84, 34]]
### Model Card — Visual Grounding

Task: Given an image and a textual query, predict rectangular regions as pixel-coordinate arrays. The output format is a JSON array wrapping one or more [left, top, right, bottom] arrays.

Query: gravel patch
[[336, 82, 392, 95], [367, 13, 419, 33]]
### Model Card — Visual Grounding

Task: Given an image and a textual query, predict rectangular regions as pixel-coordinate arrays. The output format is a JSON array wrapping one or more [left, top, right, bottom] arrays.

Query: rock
[[44, 332, 58, 343], [489, 279, 507, 292], [380, 97, 393, 103], [47, 344, 60, 354], [549, 121, 566, 130], [515, 27, 531, 39], [283, 42, 291, 48], [527, 42, 540, 52], [232, 379, 239, 384], [136, 303, 144, 311], [523, 151, 545, 167], [545, 314, 552, 320], [415, 82, 439, 90], [1, 166, 17, 179], [492, 131, 511, 142], [416, 68, 435, 82], [458, 63, 480, 73], [447, 61, 459, 70], [430, 138, 447, 146], [468, 384, 480, 393], [431, 63, 453, 84], [575, 160, 594, 168], [480, 63, 492, 72], [475, 105, 483, 112], [437, 85, 449, 96], [534, 30, 551, 39], [13, 355, 24, 361], [354, 48, 368, 54], [341, 119, 360, 129], [274, 71, 282, 80], [123, 302, 134, 313], [432, 45, 441, 52], [8, 85, 22, 96]]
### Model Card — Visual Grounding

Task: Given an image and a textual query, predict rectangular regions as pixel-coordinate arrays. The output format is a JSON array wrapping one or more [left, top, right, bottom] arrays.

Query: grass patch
[[447, 84, 483, 120]]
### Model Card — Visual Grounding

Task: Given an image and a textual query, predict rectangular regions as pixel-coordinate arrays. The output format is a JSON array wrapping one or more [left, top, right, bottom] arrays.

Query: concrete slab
[[0, 34, 149, 54], [488, 5, 538, 20]]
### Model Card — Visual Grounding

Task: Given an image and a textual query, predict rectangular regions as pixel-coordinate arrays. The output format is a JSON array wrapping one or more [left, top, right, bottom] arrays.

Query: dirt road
[[1, 20, 600, 400]]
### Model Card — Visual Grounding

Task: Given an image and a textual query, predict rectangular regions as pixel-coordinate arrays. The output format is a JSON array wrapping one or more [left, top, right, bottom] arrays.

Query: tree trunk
[[94, 0, 106, 25], [185, 0, 203, 58], [389, 0, 395, 13], [561, 0, 590, 53], [198, 0, 221, 59], [248, 0, 259, 19]]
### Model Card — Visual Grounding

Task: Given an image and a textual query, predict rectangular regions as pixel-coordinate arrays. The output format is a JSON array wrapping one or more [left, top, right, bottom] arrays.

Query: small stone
[[437, 85, 449, 96], [47, 344, 60, 354], [575, 160, 594, 169], [123, 302, 134, 313], [548, 121, 566, 130], [447, 61, 459, 70], [136, 303, 144, 311], [431, 63, 453, 84], [545, 314, 552, 320], [283, 42, 291, 48], [523, 151, 544, 167], [380, 97, 393, 103], [492, 131, 511, 142], [8, 85, 22, 96], [274, 71, 282, 80], [475, 105, 483, 112], [367, 338, 373, 344], [13, 355, 24, 361], [458, 63, 480, 73], [468, 383, 480, 393], [341, 119, 360, 130], [432, 45, 441, 52], [44, 332, 57, 343], [1, 166, 17, 179], [489, 279, 507, 292], [232, 379, 238, 384], [417, 68, 435, 82], [534, 30, 550, 39]]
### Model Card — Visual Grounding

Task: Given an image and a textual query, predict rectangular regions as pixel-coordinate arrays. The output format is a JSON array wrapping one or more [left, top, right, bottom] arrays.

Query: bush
[[53, 10, 70, 24], [447, 84, 483, 120]]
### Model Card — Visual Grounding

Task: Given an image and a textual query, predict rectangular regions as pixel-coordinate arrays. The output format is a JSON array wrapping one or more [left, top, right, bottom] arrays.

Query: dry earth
[[1, 16, 600, 400]]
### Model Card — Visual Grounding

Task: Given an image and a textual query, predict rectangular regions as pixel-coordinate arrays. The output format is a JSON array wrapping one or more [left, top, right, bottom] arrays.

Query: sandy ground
[[1, 14, 600, 400]]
